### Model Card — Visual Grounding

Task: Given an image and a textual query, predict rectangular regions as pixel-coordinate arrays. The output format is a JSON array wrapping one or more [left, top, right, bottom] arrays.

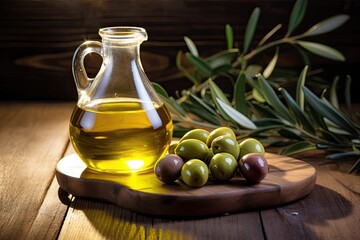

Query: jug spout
[[99, 26, 148, 44]]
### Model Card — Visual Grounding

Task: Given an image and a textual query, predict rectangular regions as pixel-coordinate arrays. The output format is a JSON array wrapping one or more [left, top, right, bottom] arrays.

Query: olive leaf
[[234, 72, 248, 116], [243, 7, 260, 53], [319, 128, 343, 144], [287, 0, 308, 36], [253, 103, 282, 120], [184, 36, 199, 57], [263, 47, 279, 78], [329, 76, 340, 109], [159, 95, 186, 118], [327, 125, 352, 136], [186, 53, 213, 77], [207, 49, 239, 69], [281, 88, 315, 133], [152, 82, 169, 99], [252, 118, 285, 127], [216, 98, 257, 130], [209, 79, 232, 120], [226, 24, 234, 49], [209, 79, 231, 105], [248, 125, 284, 137], [212, 65, 233, 76], [303, 86, 358, 136], [352, 139, 360, 152], [189, 93, 219, 117], [281, 141, 316, 156], [296, 65, 308, 111], [305, 14, 350, 36], [252, 88, 266, 103], [257, 74, 294, 123], [279, 128, 303, 141], [326, 152, 360, 160], [345, 75, 352, 114], [183, 101, 221, 125], [297, 41, 345, 61]]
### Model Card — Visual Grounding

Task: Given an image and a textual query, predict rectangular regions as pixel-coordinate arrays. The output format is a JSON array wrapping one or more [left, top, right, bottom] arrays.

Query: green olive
[[181, 159, 209, 187], [179, 129, 210, 144], [211, 135, 240, 159], [209, 153, 238, 181], [206, 127, 236, 147], [238, 138, 265, 159], [174, 139, 209, 162]]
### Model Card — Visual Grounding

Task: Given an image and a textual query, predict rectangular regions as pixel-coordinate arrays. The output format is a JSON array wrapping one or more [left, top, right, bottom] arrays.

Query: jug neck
[[99, 27, 147, 65], [102, 41, 141, 62]]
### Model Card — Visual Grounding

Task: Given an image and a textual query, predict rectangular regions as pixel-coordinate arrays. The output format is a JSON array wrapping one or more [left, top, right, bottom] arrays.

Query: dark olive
[[238, 153, 268, 183], [154, 154, 184, 184]]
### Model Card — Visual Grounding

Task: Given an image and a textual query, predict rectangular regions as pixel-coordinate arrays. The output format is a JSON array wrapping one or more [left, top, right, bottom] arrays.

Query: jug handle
[[72, 41, 102, 97]]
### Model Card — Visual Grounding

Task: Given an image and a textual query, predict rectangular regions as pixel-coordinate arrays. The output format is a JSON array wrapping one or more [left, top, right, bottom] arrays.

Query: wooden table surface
[[1, 101, 359, 240]]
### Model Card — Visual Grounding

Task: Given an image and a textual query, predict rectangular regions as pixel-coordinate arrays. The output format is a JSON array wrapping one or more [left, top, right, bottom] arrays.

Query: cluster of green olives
[[154, 127, 268, 187]]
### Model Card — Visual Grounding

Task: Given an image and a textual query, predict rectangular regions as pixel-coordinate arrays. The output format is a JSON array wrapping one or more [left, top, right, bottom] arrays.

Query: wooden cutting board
[[56, 153, 316, 217]]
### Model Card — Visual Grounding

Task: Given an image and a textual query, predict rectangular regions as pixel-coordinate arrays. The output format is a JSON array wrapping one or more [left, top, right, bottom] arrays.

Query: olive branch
[[152, 0, 360, 174]]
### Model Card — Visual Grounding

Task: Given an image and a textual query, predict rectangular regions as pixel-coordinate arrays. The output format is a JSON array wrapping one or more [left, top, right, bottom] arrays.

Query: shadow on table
[[260, 184, 355, 239], [57, 183, 354, 239]]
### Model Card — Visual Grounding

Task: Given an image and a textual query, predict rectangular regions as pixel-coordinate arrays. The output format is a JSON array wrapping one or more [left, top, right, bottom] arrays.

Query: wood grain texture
[[55, 153, 316, 217], [260, 151, 360, 240], [25, 176, 71, 239], [59, 198, 265, 240], [0, 102, 74, 240], [24, 137, 77, 239], [0, 0, 359, 101]]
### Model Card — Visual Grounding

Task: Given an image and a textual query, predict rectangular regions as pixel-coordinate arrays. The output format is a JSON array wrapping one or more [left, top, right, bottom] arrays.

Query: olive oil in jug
[[70, 98, 172, 173]]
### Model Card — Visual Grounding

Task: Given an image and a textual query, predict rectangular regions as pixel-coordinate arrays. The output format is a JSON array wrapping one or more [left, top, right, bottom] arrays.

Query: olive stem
[[233, 33, 308, 66]]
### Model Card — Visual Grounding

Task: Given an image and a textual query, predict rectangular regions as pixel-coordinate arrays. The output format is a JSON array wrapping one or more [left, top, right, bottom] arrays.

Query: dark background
[[0, 0, 359, 102]]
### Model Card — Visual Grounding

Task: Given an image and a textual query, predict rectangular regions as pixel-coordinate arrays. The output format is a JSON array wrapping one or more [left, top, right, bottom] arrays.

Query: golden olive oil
[[69, 98, 173, 174]]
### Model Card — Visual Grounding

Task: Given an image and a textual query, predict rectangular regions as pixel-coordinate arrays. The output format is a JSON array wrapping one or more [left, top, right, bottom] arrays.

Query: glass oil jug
[[69, 27, 173, 174]]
